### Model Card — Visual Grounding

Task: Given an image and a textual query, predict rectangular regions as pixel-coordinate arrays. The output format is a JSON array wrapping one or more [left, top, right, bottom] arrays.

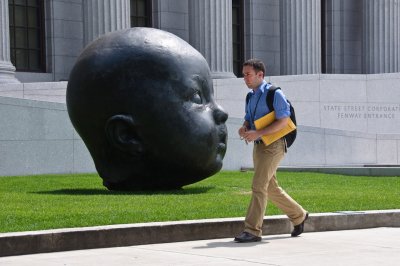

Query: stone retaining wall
[[0, 74, 399, 175]]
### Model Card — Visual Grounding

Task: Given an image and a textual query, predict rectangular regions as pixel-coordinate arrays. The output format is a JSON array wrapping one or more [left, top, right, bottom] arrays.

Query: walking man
[[234, 59, 308, 243]]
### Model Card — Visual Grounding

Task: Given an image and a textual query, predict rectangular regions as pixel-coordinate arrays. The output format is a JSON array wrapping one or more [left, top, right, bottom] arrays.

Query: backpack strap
[[266, 85, 280, 112], [245, 91, 252, 106], [246, 84, 280, 111]]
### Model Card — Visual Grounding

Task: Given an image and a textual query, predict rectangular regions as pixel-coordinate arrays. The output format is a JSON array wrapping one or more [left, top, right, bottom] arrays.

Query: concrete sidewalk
[[1, 227, 399, 265], [1, 210, 400, 257]]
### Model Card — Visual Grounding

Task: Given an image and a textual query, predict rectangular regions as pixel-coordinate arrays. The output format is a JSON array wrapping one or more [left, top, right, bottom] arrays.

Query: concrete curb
[[1, 210, 399, 257]]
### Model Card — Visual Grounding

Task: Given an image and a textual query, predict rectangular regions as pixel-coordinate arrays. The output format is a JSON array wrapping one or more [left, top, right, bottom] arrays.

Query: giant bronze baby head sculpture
[[67, 28, 228, 190]]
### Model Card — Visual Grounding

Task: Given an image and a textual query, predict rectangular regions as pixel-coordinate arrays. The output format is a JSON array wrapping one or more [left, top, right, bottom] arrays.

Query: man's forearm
[[259, 117, 289, 136]]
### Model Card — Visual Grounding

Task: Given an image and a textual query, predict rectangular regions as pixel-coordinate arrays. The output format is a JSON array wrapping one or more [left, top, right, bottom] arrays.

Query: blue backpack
[[246, 86, 297, 148]]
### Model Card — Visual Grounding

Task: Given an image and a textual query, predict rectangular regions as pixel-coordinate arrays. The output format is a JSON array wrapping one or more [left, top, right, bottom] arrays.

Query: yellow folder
[[254, 111, 296, 146]]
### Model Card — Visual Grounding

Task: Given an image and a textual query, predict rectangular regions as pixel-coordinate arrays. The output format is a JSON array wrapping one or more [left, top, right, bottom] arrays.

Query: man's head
[[67, 28, 228, 190], [242, 59, 266, 89]]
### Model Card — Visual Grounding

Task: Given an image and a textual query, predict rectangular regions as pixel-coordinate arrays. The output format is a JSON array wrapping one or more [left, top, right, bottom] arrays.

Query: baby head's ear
[[105, 115, 144, 156]]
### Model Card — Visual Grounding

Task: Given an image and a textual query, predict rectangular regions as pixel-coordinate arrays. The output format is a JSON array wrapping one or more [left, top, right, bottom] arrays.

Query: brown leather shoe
[[234, 231, 262, 243], [291, 212, 309, 237]]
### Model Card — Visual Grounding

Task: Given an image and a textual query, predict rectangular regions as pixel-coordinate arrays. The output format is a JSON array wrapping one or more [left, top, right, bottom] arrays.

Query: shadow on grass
[[32, 186, 215, 196]]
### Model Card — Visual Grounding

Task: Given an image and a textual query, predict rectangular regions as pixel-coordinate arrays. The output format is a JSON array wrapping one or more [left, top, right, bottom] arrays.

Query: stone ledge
[[278, 166, 400, 176], [1, 210, 399, 257]]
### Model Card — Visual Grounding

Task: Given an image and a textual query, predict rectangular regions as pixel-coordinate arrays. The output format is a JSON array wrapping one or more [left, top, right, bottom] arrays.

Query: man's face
[[132, 59, 228, 179], [242, 65, 264, 89]]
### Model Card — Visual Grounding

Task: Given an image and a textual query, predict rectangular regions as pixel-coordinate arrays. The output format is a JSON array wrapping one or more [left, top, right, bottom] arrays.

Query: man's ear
[[105, 115, 144, 156]]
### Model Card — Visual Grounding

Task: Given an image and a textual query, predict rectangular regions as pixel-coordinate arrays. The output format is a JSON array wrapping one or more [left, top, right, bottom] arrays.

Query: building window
[[130, 0, 152, 27], [9, 0, 45, 72], [232, 0, 244, 77]]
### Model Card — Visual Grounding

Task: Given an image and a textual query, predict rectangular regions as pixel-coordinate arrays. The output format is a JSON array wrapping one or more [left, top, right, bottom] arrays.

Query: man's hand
[[242, 130, 261, 142], [238, 124, 250, 144], [238, 125, 247, 138]]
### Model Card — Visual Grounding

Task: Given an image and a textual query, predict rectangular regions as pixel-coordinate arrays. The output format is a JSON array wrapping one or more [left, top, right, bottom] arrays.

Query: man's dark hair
[[243, 59, 266, 77]]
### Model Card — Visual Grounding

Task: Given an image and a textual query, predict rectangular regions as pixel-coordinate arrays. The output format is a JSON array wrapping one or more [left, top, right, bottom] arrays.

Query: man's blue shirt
[[244, 81, 290, 130]]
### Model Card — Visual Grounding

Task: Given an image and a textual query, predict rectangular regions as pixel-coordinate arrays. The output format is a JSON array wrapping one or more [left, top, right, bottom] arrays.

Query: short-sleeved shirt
[[244, 81, 290, 130]]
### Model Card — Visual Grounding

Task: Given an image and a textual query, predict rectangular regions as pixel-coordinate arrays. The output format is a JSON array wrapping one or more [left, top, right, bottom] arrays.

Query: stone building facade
[[1, 0, 400, 176], [1, 0, 399, 84]]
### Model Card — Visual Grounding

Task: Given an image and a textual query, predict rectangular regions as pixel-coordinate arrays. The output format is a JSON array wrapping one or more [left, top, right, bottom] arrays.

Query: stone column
[[0, 0, 19, 83], [323, 0, 363, 74], [83, 0, 130, 46], [280, 0, 321, 75], [363, 0, 400, 74], [189, 0, 236, 79]]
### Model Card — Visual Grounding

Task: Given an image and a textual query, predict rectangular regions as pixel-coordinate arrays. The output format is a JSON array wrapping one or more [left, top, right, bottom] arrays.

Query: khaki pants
[[244, 138, 306, 237]]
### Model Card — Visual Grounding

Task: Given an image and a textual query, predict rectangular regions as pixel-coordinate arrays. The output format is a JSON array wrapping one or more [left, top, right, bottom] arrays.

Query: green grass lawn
[[0, 171, 399, 233]]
